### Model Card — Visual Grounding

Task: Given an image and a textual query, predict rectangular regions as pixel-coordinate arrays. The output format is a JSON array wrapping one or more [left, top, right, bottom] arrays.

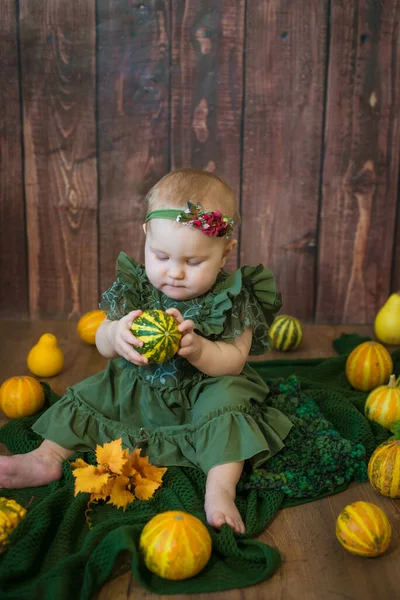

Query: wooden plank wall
[[242, 0, 328, 319], [0, 0, 27, 317], [19, 0, 98, 318], [316, 0, 400, 323], [0, 0, 399, 323]]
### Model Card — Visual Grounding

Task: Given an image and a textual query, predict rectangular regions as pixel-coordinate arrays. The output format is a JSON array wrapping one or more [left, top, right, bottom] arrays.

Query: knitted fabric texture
[[0, 334, 398, 600]]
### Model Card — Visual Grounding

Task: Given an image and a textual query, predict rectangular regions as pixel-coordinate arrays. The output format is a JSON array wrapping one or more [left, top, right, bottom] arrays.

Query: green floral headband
[[145, 202, 235, 239]]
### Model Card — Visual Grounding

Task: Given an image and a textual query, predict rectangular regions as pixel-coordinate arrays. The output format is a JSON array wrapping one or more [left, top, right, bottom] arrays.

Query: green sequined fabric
[[244, 376, 367, 498]]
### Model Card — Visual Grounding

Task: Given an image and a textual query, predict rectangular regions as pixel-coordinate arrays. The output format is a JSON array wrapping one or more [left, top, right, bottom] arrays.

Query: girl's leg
[[204, 460, 245, 534], [0, 440, 74, 489]]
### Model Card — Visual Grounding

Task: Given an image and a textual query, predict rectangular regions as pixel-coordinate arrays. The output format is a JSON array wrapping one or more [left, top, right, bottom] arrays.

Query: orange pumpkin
[[345, 341, 393, 392], [77, 310, 107, 345], [368, 439, 400, 498], [0, 376, 45, 418], [364, 374, 400, 429], [139, 511, 212, 580], [336, 501, 392, 557]]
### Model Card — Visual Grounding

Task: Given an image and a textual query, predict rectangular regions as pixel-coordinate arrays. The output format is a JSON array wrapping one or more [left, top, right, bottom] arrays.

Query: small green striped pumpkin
[[131, 310, 182, 364], [270, 315, 303, 352]]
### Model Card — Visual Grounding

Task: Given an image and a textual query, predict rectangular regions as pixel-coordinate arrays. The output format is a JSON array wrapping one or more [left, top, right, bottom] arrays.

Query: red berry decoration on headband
[[177, 202, 235, 238]]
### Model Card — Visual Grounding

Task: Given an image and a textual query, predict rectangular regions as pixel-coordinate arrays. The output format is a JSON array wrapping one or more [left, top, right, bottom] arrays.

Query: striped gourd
[[77, 309, 107, 345], [345, 341, 393, 392], [0, 376, 45, 419], [0, 497, 27, 551], [131, 310, 182, 364], [269, 315, 303, 352], [364, 374, 400, 429], [368, 440, 400, 498], [336, 501, 392, 557], [139, 511, 212, 580]]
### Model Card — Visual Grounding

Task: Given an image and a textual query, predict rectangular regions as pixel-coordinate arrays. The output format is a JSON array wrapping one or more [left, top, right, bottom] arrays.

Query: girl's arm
[[95, 310, 148, 365], [95, 319, 119, 358], [166, 308, 252, 377]]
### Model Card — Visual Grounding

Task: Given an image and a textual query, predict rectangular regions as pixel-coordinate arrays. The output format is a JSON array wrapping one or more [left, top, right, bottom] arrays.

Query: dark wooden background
[[1, 0, 399, 323]]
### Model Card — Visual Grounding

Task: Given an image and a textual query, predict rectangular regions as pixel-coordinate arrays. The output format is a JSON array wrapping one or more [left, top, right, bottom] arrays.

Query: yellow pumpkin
[[336, 501, 392, 557], [0, 376, 45, 418], [345, 341, 393, 392], [77, 309, 107, 345], [364, 374, 400, 429], [139, 511, 212, 580], [27, 334, 64, 377], [0, 497, 27, 552], [368, 439, 400, 498]]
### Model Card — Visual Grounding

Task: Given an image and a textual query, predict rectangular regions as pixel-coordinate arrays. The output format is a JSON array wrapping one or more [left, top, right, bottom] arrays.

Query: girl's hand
[[109, 310, 148, 365], [165, 308, 203, 362]]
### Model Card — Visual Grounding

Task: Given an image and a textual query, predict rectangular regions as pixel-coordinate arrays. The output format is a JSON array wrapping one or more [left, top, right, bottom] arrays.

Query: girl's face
[[144, 219, 236, 301]]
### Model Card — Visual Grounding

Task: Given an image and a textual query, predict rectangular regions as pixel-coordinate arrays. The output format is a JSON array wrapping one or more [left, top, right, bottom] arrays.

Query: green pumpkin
[[131, 310, 182, 364], [270, 315, 303, 352]]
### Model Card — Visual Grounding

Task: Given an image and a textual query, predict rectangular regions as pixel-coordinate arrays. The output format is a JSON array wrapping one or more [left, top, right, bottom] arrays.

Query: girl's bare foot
[[0, 440, 73, 489], [205, 484, 245, 534], [204, 461, 245, 534]]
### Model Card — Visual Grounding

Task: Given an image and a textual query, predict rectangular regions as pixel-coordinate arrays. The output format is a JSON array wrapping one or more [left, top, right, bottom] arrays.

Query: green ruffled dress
[[32, 252, 293, 474]]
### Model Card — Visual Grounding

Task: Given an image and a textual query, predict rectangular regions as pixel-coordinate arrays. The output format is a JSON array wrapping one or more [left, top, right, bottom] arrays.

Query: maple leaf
[[129, 448, 146, 471], [140, 462, 167, 484], [73, 465, 110, 496], [121, 460, 137, 478], [90, 476, 115, 503], [108, 475, 135, 510], [129, 449, 167, 484], [96, 439, 126, 474], [132, 472, 161, 501], [70, 458, 88, 469], [71, 439, 167, 511]]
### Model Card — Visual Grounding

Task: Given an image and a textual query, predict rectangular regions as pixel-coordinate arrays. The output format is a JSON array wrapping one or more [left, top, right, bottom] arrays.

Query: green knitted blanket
[[0, 334, 399, 599]]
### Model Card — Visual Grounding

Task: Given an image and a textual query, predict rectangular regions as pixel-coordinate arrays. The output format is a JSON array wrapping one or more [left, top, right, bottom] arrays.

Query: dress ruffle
[[196, 264, 282, 354], [100, 253, 282, 355], [33, 253, 291, 475], [33, 375, 292, 474], [99, 253, 152, 319]]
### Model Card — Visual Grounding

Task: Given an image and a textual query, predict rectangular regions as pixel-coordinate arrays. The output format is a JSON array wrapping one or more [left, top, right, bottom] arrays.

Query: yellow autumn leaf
[[70, 457, 88, 469], [96, 439, 126, 474], [73, 465, 110, 496], [121, 461, 137, 478], [90, 477, 115, 503], [108, 475, 135, 510], [129, 448, 145, 471], [120, 448, 136, 477], [141, 462, 167, 485], [129, 449, 167, 484], [132, 472, 161, 501], [71, 440, 167, 511]]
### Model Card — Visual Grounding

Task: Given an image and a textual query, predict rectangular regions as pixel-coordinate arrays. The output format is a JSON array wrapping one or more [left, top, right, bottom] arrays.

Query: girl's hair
[[145, 168, 241, 224]]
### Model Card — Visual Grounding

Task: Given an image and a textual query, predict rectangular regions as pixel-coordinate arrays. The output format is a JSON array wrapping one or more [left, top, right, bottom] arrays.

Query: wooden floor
[[0, 321, 399, 600]]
